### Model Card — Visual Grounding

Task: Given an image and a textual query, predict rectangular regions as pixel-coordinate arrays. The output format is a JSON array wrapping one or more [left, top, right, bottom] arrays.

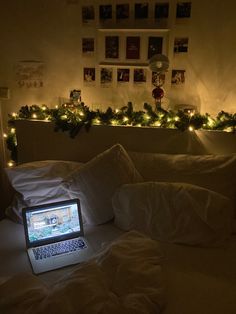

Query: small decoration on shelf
[[149, 54, 169, 110]]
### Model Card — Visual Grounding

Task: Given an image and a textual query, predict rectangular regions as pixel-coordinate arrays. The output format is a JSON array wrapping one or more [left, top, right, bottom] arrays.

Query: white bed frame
[[15, 120, 236, 164]]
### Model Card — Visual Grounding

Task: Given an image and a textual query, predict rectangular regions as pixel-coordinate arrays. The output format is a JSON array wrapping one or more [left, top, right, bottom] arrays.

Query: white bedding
[[0, 219, 236, 314]]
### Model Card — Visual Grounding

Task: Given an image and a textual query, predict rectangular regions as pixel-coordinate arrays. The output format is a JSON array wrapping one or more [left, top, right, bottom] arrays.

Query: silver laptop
[[22, 198, 94, 274]]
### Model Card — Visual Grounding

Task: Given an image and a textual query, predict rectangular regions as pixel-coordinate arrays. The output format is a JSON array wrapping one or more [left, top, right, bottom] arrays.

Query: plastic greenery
[[6, 102, 236, 162]]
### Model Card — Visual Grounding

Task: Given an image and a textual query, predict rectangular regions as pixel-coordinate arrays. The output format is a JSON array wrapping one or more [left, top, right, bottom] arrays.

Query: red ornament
[[152, 87, 164, 100]]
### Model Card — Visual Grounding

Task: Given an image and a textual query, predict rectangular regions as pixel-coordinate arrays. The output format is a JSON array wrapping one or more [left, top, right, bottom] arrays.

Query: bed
[[1, 120, 236, 314]]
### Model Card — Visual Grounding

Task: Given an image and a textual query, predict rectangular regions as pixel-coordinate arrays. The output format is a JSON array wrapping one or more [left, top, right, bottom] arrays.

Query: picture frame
[[117, 68, 130, 83], [82, 5, 95, 22], [174, 37, 189, 53], [171, 69, 186, 85], [126, 36, 140, 59], [155, 3, 169, 19], [82, 38, 94, 55], [100, 68, 113, 86], [105, 36, 119, 59], [135, 3, 148, 19], [84, 67, 96, 85], [176, 2, 191, 18], [99, 5, 112, 20], [148, 36, 163, 59], [116, 4, 129, 19], [134, 68, 147, 83]]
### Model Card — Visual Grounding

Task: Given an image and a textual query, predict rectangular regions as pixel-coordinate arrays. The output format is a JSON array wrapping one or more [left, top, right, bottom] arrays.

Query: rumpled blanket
[[0, 231, 165, 314]]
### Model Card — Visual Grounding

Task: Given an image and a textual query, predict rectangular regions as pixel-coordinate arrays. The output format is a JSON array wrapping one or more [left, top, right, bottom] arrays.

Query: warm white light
[[55, 105, 58, 109], [32, 113, 37, 119], [207, 117, 215, 127], [93, 118, 101, 125], [123, 117, 129, 122], [115, 108, 119, 113], [111, 119, 118, 125], [7, 161, 14, 167], [188, 126, 194, 132], [12, 112, 17, 117], [174, 116, 179, 121], [78, 111, 84, 116], [60, 115, 67, 120], [3, 133, 7, 138], [42, 105, 47, 111], [10, 128, 15, 134], [153, 121, 161, 127], [143, 114, 151, 121]]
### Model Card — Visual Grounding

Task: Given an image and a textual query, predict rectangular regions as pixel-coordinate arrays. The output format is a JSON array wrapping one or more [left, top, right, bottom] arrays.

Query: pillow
[[5, 160, 82, 223], [129, 152, 236, 216], [62, 144, 143, 225], [112, 182, 233, 247]]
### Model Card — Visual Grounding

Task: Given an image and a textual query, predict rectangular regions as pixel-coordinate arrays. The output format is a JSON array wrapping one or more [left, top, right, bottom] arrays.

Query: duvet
[[0, 231, 165, 314]]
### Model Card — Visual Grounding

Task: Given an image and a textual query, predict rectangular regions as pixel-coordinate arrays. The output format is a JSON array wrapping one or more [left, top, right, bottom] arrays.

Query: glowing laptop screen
[[25, 202, 81, 244]]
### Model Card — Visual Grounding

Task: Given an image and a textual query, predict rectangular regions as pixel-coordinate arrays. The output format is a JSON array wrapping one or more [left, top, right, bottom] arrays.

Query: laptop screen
[[23, 199, 83, 247]]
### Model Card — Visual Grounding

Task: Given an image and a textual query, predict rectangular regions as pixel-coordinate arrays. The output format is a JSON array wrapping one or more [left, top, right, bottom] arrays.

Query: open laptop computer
[[22, 198, 94, 274]]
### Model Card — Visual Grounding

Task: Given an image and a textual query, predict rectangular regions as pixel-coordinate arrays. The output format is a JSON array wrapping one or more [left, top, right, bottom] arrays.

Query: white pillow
[[129, 152, 236, 216], [113, 182, 233, 247], [5, 160, 82, 223], [62, 144, 143, 225]]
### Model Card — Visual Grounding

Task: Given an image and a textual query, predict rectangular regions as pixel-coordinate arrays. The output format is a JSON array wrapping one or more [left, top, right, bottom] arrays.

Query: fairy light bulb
[[32, 113, 37, 119], [7, 161, 14, 167], [188, 126, 194, 132]]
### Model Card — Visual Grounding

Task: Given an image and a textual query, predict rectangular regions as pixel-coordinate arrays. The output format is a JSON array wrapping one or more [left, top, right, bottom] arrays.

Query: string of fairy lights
[[4, 102, 236, 166]]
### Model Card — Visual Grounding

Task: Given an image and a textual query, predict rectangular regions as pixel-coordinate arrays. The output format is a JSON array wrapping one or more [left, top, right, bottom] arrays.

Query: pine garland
[[6, 102, 236, 162]]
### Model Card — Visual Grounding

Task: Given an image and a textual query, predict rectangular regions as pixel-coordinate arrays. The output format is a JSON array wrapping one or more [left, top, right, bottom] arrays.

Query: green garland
[[6, 102, 236, 162]]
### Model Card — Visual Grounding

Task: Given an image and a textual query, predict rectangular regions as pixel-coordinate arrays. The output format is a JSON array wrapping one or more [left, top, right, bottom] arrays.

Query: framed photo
[[135, 3, 148, 19], [174, 37, 189, 53], [126, 36, 140, 59], [134, 68, 147, 83], [117, 68, 130, 83], [171, 69, 185, 85], [152, 72, 165, 86], [148, 36, 163, 59], [105, 36, 119, 59], [155, 3, 169, 19], [101, 68, 113, 86], [116, 4, 129, 19], [100, 5, 112, 20], [82, 38, 94, 54], [82, 5, 95, 22], [176, 2, 191, 18], [84, 67, 96, 85]]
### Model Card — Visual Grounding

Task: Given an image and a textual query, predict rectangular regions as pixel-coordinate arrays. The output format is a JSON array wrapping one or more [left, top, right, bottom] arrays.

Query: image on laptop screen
[[25, 202, 81, 244]]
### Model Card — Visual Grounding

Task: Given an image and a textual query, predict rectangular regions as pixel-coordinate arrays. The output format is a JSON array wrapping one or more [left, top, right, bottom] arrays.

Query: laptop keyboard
[[33, 238, 87, 260]]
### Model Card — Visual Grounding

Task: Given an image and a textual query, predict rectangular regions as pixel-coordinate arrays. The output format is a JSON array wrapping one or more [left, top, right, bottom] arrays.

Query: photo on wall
[[126, 36, 140, 59], [174, 37, 189, 53], [84, 67, 96, 85], [171, 69, 185, 85], [148, 37, 163, 59], [105, 36, 119, 59], [116, 4, 129, 19], [100, 5, 112, 20], [100, 68, 113, 86], [155, 3, 169, 19], [82, 38, 94, 55], [82, 5, 95, 23], [135, 3, 148, 19], [176, 2, 191, 18], [117, 68, 130, 83], [152, 72, 165, 86], [134, 68, 147, 84]]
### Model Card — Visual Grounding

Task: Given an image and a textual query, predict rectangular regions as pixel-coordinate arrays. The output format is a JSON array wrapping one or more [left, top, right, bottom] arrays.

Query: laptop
[[22, 198, 94, 274]]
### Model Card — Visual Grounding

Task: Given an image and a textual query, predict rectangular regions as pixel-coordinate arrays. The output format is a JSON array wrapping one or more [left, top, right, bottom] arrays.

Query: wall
[[0, 0, 236, 210]]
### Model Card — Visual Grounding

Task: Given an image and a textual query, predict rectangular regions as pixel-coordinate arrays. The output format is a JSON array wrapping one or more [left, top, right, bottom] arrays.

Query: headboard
[[14, 120, 236, 164]]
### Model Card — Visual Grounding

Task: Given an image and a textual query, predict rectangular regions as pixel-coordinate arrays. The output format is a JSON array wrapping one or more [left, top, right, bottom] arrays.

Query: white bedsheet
[[0, 219, 236, 314]]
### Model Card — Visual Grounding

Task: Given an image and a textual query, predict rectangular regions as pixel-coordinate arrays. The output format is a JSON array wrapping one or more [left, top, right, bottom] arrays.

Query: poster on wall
[[83, 67, 96, 86], [117, 68, 130, 83], [176, 2, 191, 18], [100, 68, 113, 87], [105, 36, 119, 59], [126, 36, 140, 59], [135, 3, 148, 19], [174, 37, 188, 53], [82, 5, 95, 23], [134, 68, 147, 84], [99, 5, 112, 20], [116, 4, 129, 19], [155, 3, 169, 19], [82, 38, 95, 55], [152, 72, 165, 86], [171, 69, 185, 85], [15, 60, 44, 88], [148, 37, 163, 59]]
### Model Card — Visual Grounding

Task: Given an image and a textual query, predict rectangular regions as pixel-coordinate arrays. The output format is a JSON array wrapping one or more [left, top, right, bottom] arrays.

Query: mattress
[[0, 218, 236, 314]]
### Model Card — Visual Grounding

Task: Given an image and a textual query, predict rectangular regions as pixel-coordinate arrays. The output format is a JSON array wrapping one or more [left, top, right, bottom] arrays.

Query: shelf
[[97, 28, 170, 32]]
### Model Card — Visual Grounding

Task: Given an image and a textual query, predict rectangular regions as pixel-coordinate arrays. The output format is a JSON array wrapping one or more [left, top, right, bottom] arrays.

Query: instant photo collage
[[82, 2, 191, 88]]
